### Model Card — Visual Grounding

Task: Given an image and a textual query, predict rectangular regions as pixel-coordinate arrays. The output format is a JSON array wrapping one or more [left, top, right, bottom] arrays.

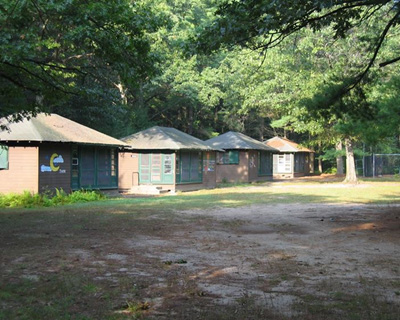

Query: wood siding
[[202, 151, 217, 188], [248, 150, 259, 182], [39, 143, 71, 193], [0, 146, 39, 194], [118, 152, 140, 190]]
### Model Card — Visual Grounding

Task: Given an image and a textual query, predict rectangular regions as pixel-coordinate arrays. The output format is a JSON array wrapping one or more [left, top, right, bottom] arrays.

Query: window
[[164, 155, 172, 174], [294, 153, 306, 173], [217, 150, 239, 164], [140, 154, 150, 182], [74, 146, 118, 190], [111, 149, 117, 177], [258, 151, 272, 176], [176, 151, 202, 183], [277, 154, 292, 173], [0, 145, 9, 170], [71, 147, 79, 189], [140, 153, 174, 184]]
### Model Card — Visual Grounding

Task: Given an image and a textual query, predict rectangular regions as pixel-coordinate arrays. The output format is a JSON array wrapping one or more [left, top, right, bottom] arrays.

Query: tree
[[197, 1, 400, 109], [0, 0, 162, 131]]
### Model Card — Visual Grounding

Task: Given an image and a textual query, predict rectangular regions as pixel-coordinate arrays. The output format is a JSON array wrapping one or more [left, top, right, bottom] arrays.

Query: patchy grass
[[1, 181, 398, 211], [295, 291, 400, 320], [97, 181, 399, 213], [0, 181, 399, 319]]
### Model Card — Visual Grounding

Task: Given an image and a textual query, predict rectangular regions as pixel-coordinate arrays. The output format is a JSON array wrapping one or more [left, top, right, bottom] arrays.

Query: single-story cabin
[[0, 113, 127, 194], [264, 136, 314, 179], [119, 126, 218, 194], [205, 131, 277, 183]]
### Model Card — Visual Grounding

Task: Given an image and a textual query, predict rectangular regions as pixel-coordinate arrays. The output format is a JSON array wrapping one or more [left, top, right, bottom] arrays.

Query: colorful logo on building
[[41, 153, 66, 173]]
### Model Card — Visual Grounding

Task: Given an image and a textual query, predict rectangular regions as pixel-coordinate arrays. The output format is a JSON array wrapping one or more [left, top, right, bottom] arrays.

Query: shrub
[[0, 189, 105, 208], [323, 167, 337, 174]]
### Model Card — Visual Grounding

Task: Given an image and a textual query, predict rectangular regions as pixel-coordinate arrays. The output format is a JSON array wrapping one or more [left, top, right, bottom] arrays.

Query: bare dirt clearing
[[1, 192, 400, 319]]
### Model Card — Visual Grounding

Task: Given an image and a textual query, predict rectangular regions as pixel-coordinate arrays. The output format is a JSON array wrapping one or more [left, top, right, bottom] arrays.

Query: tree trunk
[[318, 141, 323, 173], [187, 104, 193, 135], [259, 117, 265, 141], [318, 158, 323, 173], [344, 138, 358, 183], [336, 140, 344, 175]]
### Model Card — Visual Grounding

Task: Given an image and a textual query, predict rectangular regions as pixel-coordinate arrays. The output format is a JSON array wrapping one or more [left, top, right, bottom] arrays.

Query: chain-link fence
[[360, 154, 400, 177]]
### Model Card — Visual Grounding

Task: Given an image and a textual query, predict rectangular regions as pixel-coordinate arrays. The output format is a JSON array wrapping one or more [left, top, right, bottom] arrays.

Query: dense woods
[[1, 0, 400, 180]]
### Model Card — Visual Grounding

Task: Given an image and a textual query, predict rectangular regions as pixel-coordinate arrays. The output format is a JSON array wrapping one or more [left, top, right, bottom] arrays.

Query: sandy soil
[[1, 199, 400, 319]]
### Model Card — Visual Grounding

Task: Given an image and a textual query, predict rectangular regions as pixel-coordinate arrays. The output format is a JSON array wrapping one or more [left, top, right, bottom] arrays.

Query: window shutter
[[229, 151, 239, 164]]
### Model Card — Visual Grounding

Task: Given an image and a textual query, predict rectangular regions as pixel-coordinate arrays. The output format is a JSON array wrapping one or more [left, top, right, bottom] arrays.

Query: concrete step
[[128, 185, 169, 195]]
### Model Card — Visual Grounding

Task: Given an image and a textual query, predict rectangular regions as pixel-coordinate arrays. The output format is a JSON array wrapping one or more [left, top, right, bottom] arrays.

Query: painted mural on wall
[[250, 155, 256, 168], [203, 153, 216, 172], [41, 153, 67, 174]]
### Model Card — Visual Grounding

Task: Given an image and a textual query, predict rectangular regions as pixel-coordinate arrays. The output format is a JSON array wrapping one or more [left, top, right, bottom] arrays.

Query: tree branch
[[379, 56, 400, 67], [2, 61, 77, 95], [347, 8, 400, 91], [0, 72, 40, 93], [24, 58, 88, 75]]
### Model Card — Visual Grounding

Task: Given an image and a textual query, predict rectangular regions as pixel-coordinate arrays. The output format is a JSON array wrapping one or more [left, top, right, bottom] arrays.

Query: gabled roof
[[206, 131, 276, 151], [265, 136, 313, 153], [0, 113, 127, 147], [121, 126, 213, 151]]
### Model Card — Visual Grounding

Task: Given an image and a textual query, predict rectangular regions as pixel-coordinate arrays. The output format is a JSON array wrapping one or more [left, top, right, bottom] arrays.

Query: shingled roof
[[206, 131, 276, 151], [0, 113, 127, 147], [121, 126, 213, 151], [265, 137, 313, 153]]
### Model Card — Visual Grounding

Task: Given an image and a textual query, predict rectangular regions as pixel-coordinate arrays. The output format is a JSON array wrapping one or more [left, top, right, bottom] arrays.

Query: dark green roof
[[121, 126, 215, 151], [206, 131, 276, 151]]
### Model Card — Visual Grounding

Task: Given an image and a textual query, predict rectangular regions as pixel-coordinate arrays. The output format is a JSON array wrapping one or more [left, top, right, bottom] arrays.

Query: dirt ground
[[1, 190, 400, 319]]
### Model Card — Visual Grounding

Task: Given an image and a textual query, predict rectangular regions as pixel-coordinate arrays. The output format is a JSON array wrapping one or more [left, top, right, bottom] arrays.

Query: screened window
[[258, 151, 273, 176], [294, 153, 306, 173], [164, 155, 172, 174], [151, 153, 161, 182], [97, 148, 111, 186], [0, 145, 9, 170], [71, 147, 79, 189], [80, 147, 96, 187], [277, 154, 292, 173], [217, 150, 239, 164], [140, 154, 150, 182], [75, 146, 118, 190], [181, 152, 191, 181], [111, 150, 117, 177], [176, 151, 202, 183]]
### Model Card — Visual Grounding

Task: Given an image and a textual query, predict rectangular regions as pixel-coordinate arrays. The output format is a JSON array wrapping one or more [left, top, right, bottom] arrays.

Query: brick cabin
[[0, 113, 127, 194]]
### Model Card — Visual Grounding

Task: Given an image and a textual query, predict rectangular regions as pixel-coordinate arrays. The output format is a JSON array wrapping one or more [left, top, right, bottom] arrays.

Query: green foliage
[[0, 189, 105, 208], [197, 1, 400, 116], [0, 0, 164, 132], [2, 0, 400, 161], [0, 191, 45, 208]]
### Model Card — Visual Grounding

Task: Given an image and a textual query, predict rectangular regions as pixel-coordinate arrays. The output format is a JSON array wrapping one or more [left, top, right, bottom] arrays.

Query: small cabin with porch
[[119, 126, 217, 194], [205, 131, 276, 183], [0, 113, 127, 194], [264, 136, 314, 179]]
